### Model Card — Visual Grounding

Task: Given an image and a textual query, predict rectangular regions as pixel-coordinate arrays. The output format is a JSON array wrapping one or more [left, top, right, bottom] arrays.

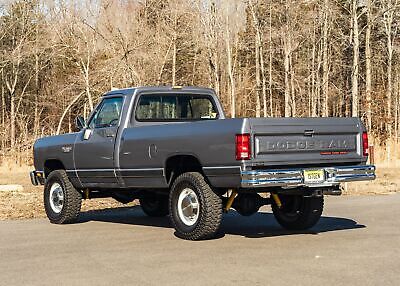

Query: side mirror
[[75, 116, 86, 131]]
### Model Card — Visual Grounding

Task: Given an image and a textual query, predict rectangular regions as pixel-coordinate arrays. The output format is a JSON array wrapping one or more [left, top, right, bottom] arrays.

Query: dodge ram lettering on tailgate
[[30, 86, 376, 240]]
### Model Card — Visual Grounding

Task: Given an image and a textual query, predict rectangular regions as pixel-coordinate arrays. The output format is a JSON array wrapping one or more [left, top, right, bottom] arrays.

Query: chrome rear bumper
[[241, 165, 376, 188]]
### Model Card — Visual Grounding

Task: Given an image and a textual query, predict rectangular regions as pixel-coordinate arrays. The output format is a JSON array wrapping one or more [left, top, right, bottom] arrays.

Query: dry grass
[[344, 166, 400, 195], [0, 165, 135, 220], [0, 164, 399, 220], [368, 139, 400, 166]]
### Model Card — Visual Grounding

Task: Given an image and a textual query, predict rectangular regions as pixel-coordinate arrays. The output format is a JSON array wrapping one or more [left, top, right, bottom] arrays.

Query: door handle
[[304, 130, 314, 137], [105, 129, 115, 138]]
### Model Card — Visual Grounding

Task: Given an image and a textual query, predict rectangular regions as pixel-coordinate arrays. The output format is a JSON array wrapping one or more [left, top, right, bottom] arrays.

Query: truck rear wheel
[[272, 194, 324, 230], [169, 172, 222, 240], [140, 194, 169, 217], [44, 170, 82, 224]]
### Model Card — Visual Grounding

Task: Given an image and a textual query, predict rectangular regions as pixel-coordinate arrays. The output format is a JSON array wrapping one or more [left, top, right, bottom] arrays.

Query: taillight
[[362, 132, 369, 157], [236, 134, 251, 160]]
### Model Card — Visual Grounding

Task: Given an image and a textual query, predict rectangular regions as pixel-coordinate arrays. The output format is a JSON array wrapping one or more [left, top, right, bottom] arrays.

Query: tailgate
[[248, 118, 364, 166]]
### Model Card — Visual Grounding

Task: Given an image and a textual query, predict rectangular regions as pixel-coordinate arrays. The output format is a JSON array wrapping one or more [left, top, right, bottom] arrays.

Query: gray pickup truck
[[30, 86, 375, 240]]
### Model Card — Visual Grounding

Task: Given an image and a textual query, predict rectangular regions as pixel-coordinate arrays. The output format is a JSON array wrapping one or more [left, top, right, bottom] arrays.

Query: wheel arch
[[44, 159, 66, 177], [164, 154, 205, 186]]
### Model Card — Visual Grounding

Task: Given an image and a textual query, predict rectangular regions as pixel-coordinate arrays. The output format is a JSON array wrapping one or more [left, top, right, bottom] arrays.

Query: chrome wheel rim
[[177, 188, 200, 226], [49, 182, 64, 214]]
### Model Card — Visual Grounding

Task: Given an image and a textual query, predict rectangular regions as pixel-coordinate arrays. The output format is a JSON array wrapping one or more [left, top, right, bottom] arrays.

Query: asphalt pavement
[[0, 194, 399, 286]]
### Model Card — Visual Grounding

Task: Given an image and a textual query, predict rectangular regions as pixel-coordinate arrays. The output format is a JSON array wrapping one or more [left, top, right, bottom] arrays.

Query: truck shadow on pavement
[[220, 211, 365, 238], [78, 206, 365, 239]]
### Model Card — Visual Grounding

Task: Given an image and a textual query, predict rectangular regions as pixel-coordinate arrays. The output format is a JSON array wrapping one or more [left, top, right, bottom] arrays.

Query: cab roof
[[104, 86, 215, 97]]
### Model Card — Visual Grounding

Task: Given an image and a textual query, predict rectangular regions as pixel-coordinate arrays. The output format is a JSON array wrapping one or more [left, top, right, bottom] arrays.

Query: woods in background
[[0, 0, 399, 164]]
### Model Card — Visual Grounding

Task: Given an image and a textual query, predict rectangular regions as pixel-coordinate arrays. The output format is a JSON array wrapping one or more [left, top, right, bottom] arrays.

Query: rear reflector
[[362, 132, 369, 157], [236, 134, 251, 160]]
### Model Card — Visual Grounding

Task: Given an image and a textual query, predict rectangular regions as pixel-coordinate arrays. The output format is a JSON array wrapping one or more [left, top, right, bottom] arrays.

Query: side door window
[[88, 97, 123, 129]]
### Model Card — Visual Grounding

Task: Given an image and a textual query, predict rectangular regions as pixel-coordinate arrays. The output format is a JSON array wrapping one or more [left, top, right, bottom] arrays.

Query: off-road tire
[[169, 172, 222, 240], [140, 194, 169, 217], [272, 194, 324, 230], [44, 170, 82, 224]]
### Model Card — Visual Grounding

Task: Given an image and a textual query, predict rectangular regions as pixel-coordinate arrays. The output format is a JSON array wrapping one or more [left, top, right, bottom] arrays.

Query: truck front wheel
[[272, 194, 324, 230], [44, 170, 82, 224], [169, 172, 222, 240]]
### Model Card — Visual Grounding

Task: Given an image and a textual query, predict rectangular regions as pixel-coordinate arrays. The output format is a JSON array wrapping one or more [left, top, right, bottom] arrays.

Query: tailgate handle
[[304, 130, 314, 137]]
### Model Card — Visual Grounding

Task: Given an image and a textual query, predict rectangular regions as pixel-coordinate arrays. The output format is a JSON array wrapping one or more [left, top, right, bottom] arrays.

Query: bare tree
[[223, 2, 240, 118], [351, 0, 360, 117], [283, 1, 292, 117], [321, 0, 330, 117], [381, 0, 398, 135], [365, 0, 373, 130]]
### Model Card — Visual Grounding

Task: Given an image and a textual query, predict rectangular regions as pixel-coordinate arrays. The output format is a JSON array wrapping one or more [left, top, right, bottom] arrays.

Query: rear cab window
[[134, 94, 219, 122]]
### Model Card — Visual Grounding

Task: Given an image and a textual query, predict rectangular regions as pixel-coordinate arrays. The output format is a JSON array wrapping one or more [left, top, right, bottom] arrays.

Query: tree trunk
[[387, 48, 393, 135], [255, 31, 261, 118], [365, 0, 372, 130], [225, 14, 235, 118], [289, 53, 296, 116], [311, 21, 317, 117], [260, 44, 268, 117], [157, 40, 173, 85], [10, 93, 15, 150], [396, 70, 400, 141], [172, 6, 178, 87], [249, 0, 266, 117], [316, 39, 322, 116], [268, 3, 273, 117], [213, 51, 220, 97], [81, 59, 93, 111], [34, 46, 39, 138], [172, 38, 177, 86], [322, 0, 329, 117], [210, 1, 220, 97], [284, 2, 291, 117], [351, 0, 359, 117], [227, 46, 235, 118], [56, 92, 85, 135], [1, 69, 5, 152], [385, 13, 393, 136], [397, 72, 400, 142], [395, 72, 398, 145], [284, 41, 290, 117], [5, 76, 17, 151]]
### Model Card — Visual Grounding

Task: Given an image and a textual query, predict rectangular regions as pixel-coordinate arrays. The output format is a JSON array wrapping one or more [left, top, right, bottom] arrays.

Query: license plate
[[303, 169, 325, 184]]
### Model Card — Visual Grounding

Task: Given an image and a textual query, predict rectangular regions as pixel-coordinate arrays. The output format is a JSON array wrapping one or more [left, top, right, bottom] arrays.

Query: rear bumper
[[30, 171, 45, 186], [241, 165, 376, 188]]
